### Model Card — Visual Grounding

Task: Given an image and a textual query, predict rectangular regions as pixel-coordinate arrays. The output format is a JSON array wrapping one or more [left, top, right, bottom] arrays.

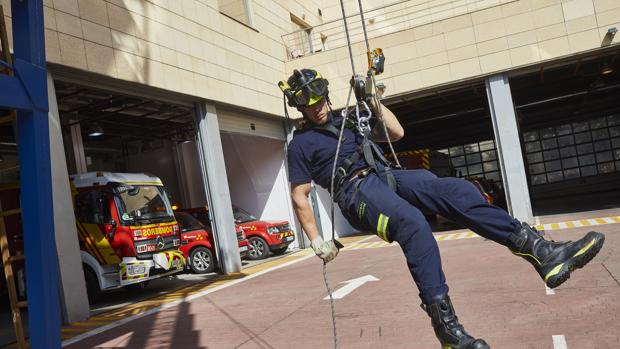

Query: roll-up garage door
[[218, 108, 286, 141]]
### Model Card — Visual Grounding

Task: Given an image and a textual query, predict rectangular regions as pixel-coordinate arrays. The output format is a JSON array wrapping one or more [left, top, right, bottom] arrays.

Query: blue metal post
[[11, 0, 61, 347]]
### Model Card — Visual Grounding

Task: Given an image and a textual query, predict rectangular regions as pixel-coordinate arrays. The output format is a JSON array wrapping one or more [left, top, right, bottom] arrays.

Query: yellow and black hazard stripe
[[77, 222, 121, 265], [76, 223, 108, 265], [386, 149, 430, 169]]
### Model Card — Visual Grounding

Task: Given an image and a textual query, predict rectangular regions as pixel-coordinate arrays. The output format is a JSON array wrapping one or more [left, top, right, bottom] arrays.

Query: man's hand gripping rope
[[311, 236, 344, 263]]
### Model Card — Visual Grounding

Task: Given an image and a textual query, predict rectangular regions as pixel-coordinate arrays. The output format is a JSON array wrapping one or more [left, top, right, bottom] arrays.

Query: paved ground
[[89, 251, 300, 316], [55, 209, 620, 349]]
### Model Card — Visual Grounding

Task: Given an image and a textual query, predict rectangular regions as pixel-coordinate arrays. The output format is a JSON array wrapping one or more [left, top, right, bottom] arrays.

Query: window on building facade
[[218, 0, 254, 27], [522, 114, 620, 185]]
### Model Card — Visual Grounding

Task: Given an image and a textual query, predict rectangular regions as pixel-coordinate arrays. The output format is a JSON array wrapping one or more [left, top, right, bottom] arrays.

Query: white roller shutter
[[218, 108, 286, 141]]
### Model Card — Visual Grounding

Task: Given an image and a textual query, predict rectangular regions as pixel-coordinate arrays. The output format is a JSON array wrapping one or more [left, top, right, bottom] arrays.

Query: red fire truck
[[70, 172, 185, 303], [1, 173, 187, 304]]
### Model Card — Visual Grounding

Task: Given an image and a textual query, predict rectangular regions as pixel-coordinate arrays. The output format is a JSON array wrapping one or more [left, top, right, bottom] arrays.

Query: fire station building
[[1, 0, 619, 329]]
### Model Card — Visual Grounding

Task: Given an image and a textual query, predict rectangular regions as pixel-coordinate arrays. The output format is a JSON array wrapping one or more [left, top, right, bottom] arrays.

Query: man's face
[[302, 98, 329, 125]]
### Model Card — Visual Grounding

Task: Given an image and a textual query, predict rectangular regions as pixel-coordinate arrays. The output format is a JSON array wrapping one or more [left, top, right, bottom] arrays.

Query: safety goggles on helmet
[[278, 69, 329, 109]]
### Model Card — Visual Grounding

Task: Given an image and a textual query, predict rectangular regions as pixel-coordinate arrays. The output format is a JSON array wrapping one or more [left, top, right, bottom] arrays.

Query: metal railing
[[282, 0, 507, 60]]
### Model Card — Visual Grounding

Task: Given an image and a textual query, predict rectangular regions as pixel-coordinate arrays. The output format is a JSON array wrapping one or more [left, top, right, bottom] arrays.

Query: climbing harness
[[279, 1, 402, 347]]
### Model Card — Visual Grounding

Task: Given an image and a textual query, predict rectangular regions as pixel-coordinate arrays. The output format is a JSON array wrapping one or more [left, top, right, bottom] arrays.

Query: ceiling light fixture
[[87, 123, 104, 137]]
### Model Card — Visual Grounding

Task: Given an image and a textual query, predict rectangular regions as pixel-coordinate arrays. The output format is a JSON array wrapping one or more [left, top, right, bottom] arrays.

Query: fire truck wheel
[[83, 265, 102, 305], [189, 246, 215, 274], [248, 237, 270, 260]]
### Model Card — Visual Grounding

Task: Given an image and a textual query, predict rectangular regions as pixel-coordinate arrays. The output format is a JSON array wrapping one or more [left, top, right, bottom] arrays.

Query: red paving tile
[[64, 222, 620, 349]]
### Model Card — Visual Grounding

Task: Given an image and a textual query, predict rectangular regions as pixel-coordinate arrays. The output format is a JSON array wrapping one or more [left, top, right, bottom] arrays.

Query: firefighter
[[281, 69, 606, 349]]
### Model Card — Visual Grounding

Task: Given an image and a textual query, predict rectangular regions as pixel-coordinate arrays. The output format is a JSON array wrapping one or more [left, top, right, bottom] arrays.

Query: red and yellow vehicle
[[70, 172, 185, 303], [174, 211, 250, 274], [181, 206, 294, 260]]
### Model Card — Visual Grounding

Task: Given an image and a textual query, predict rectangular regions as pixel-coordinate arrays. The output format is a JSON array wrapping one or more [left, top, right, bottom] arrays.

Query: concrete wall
[[220, 132, 299, 246], [286, 0, 620, 108]]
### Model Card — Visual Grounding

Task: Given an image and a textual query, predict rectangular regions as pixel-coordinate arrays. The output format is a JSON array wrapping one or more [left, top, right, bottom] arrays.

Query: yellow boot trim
[[573, 238, 596, 257], [544, 263, 564, 282], [511, 251, 541, 265]]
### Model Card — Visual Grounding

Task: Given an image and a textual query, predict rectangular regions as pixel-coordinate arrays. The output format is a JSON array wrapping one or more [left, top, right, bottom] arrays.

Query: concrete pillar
[[485, 74, 533, 223], [69, 120, 87, 173], [175, 142, 207, 208], [47, 72, 90, 323], [194, 102, 241, 273]]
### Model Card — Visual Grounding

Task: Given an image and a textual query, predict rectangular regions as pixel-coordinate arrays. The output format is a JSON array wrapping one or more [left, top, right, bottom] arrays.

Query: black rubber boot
[[423, 294, 490, 349], [508, 224, 605, 288]]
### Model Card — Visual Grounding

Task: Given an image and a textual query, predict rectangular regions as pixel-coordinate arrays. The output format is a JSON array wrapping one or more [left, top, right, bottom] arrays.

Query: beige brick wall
[[2, 0, 619, 118], [287, 0, 620, 108], [2, 0, 326, 116]]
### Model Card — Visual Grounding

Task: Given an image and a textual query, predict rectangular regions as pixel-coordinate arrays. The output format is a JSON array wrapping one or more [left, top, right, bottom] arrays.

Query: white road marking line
[[543, 223, 552, 230], [545, 285, 555, 295], [535, 216, 541, 226], [323, 275, 379, 300], [587, 219, 598, 225], [572, 220, 583, 227], [552, 335, 567, 349], [603, 217, 615, 223], [558, 222, 567, 229], [62, 252, 316, 346]]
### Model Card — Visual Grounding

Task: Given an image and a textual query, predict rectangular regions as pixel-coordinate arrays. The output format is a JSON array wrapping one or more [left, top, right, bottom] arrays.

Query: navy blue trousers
[[337, 169, 522, 304]]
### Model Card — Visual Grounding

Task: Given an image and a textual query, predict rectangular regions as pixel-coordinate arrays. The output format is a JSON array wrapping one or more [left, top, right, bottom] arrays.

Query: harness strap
[[309, 115, 397, 193], [361, 139, 377, 170]]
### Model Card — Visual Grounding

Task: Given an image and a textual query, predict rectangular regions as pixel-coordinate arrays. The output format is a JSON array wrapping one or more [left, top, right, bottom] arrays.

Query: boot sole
[[442, 339, 490, 349], [442, 341, 490, 349], [545, 232, 605, 289]]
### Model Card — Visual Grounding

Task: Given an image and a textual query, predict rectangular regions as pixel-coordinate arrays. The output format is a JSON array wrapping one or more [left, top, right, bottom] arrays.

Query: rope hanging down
[[323, 1, 403, 349]]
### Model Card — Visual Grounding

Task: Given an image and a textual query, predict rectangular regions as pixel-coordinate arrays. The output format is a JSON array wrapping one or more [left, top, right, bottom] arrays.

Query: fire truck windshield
[[115, 185, 174, 223]]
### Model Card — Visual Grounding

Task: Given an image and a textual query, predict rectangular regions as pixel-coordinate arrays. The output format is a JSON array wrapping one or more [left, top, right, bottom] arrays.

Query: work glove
[[311, 236, 343, 263]]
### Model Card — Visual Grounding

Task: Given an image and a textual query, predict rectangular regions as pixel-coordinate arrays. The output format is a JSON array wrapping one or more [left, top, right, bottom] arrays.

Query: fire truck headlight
[[267, 226, 279, 234]]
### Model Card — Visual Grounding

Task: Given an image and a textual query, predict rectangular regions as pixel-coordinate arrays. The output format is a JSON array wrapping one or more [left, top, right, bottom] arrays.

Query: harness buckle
[[349, 167, 371, 182]]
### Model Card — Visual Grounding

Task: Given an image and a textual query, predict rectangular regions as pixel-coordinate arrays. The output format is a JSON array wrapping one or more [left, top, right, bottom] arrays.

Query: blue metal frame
[[2, 1, 61, 348]]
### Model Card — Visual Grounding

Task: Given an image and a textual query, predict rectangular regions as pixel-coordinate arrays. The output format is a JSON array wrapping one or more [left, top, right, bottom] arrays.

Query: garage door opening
[[55, 80, 194, 205], [510, 50, 620, 215], [384, 82, 507, 227]]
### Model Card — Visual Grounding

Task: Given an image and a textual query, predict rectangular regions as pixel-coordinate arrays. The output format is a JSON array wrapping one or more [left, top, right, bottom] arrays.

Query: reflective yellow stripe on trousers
[[377, 214, 389, 242]]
